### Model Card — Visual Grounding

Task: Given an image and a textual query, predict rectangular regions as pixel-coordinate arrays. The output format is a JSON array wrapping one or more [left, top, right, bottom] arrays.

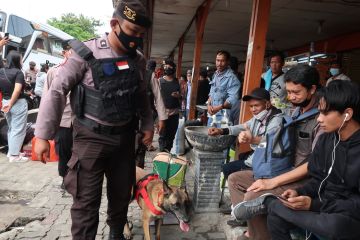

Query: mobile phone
[[277, 195, 288, 201], [4, 33, 9, 38]]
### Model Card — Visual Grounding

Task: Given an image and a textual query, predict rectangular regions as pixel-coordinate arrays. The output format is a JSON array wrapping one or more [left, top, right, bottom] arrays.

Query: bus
[[0, 11, 73, 69]]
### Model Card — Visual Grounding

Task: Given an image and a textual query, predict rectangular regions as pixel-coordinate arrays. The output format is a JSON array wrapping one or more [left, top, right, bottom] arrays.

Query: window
[[7, 15, 34, 39]]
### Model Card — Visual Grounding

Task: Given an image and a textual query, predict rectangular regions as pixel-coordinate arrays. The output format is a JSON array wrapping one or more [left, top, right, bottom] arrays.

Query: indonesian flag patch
[[116, 61, 129, 70]]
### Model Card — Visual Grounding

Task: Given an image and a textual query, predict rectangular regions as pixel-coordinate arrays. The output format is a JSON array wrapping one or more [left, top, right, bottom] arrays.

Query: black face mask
[[292, 97, 312, 108], [117, 26, 143, 55], [164, 68, 175, 76]]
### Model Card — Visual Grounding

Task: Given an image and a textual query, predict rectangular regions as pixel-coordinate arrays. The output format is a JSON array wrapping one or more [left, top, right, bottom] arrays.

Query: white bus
[[0, 11, 73, 69]]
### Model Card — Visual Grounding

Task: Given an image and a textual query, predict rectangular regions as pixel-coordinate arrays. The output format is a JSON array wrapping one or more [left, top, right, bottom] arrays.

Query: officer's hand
[[142, 130, 154, 146], [158, 120, 166, 134], [34, 138, 50, 164], [208, 128, 223, 136], [212, 105, 222, 115]]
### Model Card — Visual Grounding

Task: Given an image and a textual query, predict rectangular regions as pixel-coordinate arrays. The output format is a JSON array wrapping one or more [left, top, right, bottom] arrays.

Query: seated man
[[228, 64, 322, 239], [208, 88, 283, 178], [233, 80, 360, 240]]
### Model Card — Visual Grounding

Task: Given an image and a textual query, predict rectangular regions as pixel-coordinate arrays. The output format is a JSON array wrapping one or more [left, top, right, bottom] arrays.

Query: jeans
[[3, 98, 28, 156]]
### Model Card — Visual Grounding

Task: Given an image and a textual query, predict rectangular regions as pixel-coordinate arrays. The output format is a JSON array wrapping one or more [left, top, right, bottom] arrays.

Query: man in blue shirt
[[207, 50, 240, 127]]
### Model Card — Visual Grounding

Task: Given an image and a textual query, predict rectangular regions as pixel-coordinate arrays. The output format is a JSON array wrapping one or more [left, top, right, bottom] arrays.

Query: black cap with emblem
[[114, 0, 152, 28]]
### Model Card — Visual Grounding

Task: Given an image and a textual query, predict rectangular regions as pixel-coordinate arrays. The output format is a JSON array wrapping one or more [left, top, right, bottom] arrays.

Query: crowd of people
[[0, 0, 359, 239]]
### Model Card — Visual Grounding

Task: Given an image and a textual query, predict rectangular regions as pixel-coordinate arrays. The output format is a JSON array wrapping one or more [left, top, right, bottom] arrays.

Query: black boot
[[108, 227, 125, 240]]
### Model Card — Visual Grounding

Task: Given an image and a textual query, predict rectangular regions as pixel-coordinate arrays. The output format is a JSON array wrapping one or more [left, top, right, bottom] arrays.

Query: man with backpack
[[234, 80, 360, 240], [208, 88, 283, 179], [228, 65, 322, 240]]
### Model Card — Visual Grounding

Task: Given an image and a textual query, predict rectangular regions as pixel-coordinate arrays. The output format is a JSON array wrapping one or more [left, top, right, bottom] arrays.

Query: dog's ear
[[162, 181, 172, 196]]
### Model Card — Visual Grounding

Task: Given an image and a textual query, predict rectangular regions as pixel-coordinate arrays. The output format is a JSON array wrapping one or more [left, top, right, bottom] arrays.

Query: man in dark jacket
[[233, 80, 360, 240]]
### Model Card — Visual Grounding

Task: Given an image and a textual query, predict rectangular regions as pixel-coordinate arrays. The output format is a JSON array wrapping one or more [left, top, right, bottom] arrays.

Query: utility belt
[[76, 116, 137, 135]]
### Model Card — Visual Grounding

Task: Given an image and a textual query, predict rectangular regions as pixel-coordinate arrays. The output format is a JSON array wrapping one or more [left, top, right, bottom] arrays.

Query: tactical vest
[[69, 39, 140, 124], [159, 77, 180, 109]]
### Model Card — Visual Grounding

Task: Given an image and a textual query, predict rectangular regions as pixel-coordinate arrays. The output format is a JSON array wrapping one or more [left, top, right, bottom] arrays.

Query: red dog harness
[[135, 174, 164, 216]]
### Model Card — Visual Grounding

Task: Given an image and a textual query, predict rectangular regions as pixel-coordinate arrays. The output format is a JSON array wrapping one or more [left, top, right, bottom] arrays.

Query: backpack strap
[[284, 108, 319, 128]]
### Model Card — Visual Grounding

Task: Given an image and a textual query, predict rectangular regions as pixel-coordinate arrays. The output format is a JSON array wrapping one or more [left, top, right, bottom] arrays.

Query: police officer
[[34, 1, 153, 239]]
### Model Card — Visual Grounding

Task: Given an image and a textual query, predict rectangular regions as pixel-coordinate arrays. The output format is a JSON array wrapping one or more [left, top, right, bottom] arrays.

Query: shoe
[[9, 155, 29, 163], [227, 218, 247, 227], [232, 193, 275, 221], [109, 227, 126, 240]]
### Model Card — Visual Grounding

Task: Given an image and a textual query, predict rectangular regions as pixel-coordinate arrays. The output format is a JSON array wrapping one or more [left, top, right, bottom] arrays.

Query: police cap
[[115, 0, 152, 28]]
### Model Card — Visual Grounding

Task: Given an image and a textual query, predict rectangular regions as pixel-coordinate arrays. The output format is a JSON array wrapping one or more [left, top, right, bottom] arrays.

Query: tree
[[47, 13, 102, 41]]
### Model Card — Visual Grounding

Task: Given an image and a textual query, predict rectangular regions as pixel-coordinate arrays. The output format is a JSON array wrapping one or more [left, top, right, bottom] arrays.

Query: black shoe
[[233, 193, 275, 221], [227, 219, 247, 227], [109, 227, 126, 240]]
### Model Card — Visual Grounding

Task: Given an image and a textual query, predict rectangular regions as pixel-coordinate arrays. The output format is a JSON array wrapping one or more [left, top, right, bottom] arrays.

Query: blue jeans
[[3, 98, 28, 156]]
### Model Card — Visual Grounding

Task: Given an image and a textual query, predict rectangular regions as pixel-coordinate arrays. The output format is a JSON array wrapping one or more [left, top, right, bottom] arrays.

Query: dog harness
[[135, 174, 164, 216]]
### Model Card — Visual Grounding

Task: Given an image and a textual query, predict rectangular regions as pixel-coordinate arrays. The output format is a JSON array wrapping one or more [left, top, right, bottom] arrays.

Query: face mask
[[292, 97, 312, 108], [253, 109, 269, 121], [117, 26, 143, 55], [164, 68, 175, 76], [329, 68, 340, 76]]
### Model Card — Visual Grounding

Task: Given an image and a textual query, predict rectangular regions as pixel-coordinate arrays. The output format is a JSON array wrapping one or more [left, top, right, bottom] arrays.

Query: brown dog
[[124, 167, 190, 240]]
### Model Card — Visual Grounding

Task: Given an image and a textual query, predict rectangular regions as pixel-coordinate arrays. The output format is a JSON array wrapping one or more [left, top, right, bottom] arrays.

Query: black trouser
[[158, 114, 179, 152], [64, 119, 135, 240], [267, 198, 360, 240], [55, 126, 73, 177]]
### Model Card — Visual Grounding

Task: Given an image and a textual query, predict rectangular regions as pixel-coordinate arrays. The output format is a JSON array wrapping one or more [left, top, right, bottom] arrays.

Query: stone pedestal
[[192, 148, 227, 213]]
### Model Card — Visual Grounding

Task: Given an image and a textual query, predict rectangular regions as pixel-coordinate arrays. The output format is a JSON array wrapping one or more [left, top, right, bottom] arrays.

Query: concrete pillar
[[192, 149, 226, 213]]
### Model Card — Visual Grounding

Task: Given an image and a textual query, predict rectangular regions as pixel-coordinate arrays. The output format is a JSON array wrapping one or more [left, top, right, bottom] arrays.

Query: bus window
[[49, 38, 63, 58], [7, 15, 34, 39], [32, 35, 50, 54]]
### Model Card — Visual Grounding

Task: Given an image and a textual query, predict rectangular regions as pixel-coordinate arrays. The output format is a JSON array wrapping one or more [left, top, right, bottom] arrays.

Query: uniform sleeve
[[35, 53, 86, 139], [42, 67, 56, 98], [225, 74, 240, 107], [135, 56, 154, 132], [151, 73, 168, 121]]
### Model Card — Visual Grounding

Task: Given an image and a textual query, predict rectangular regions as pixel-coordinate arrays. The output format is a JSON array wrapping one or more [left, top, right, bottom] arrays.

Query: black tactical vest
[[69, 39, 140, 124], [159, 77, 180, 109]]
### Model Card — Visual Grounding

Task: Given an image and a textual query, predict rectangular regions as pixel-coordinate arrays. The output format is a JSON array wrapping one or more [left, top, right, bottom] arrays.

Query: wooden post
[[189, 0, 212, 120], [143, 0, 154, 59], [237, 0, 271, 155], [176, 36, 185, 79], [240, 0, 271, 123]]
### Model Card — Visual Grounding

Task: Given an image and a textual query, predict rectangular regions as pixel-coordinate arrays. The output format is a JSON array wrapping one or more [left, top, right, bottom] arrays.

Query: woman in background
[[0, 50, 28, 162]]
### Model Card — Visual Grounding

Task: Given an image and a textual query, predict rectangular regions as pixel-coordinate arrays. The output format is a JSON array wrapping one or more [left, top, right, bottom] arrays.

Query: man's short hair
[[163, 58, 176, 69], [216, 50, 231, 61], [200, 69, 207, 78], [320, 80, 360, 123], [147, 59, 156, 71], [284, 64, 320, 90], [268, 51, 285, 63]]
